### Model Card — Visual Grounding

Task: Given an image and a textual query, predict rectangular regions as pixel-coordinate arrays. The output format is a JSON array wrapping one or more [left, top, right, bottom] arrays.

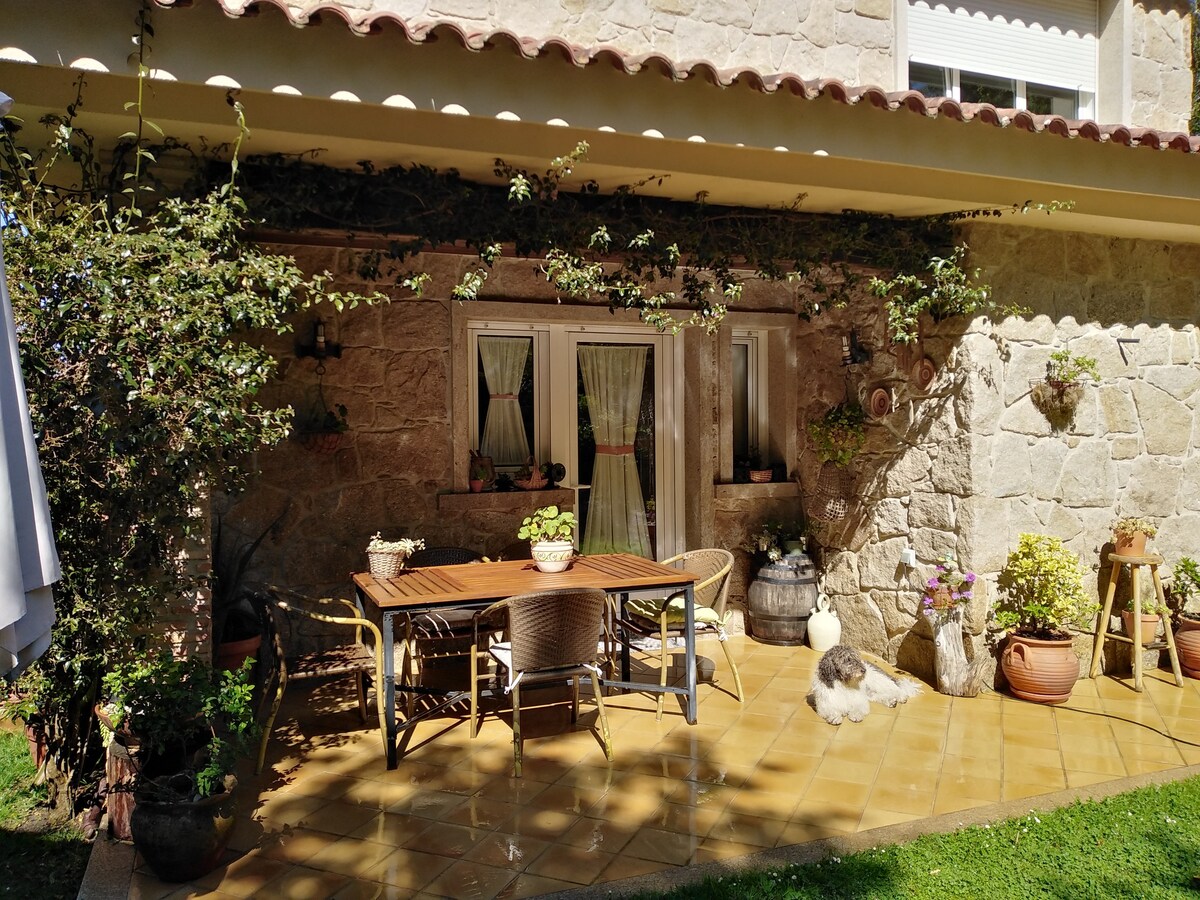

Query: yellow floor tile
[[421, 860, 520, 900], [523, 843, 617, 885], [363, 847, 453, 891], [622, 827, 700, 865]]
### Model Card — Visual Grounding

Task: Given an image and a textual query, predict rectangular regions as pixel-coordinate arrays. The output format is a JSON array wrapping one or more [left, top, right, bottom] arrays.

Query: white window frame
[[466, 322, 549, 472], [909, 63, 1095, 119]]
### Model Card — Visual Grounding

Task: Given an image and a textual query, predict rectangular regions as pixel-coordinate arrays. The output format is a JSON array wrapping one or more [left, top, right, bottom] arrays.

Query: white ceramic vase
[[807, 594, 841, 652]]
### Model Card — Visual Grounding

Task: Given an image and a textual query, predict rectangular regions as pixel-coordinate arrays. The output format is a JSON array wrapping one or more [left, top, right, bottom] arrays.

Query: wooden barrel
[[747, 554, 819, 646]]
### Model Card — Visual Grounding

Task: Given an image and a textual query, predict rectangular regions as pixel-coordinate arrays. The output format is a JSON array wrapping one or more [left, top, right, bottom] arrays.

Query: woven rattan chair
[[610, 548, 744, 720], [468, 588, 613, 777], [256, 587, 386, 774]]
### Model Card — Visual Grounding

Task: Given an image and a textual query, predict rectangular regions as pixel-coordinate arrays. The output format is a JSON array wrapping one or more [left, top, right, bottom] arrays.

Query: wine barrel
[[747, 554, 819, 646]]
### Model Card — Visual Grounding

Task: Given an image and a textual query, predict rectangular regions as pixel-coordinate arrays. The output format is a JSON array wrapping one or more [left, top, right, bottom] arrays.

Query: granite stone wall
[[1131, 1, 1194, 133]]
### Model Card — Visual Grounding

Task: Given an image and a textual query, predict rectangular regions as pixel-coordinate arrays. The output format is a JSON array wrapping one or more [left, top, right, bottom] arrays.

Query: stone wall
[[818, 221, 1200, 686], [1131, 1, 1194, 132]]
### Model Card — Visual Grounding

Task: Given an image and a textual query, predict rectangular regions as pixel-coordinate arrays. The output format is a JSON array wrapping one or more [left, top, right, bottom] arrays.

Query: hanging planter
[[811, 462, 852, 522], [1029, 350, 1099, 428], [292, 363, 349, 453], [806, 402, 864, 523]]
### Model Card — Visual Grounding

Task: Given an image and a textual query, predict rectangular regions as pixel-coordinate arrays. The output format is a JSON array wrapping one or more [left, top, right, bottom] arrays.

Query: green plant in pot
[[1111, 516, 1157, 557], [1030, 350, 1099, 426], [99, 652, 257, 882], [1122, 595, 1168, 647], [1168, 556, 1200, 679], [995, 533, 1098, 704], [517, 505, 577, 573], [212, 509, 287, 672]]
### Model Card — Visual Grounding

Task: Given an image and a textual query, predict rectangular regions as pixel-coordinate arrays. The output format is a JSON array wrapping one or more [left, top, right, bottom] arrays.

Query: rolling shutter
[[908, 0, 1097, 93]]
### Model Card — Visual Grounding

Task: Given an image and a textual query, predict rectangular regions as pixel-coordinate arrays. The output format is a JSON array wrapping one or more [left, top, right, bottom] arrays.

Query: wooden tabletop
[[353, 553, 696, 611]]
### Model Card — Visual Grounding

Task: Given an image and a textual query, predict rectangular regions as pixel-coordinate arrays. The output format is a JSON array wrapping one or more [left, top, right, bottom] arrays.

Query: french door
[[469, 321, 682, 559]]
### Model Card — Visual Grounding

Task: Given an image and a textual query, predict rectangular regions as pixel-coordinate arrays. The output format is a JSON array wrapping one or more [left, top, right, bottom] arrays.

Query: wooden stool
[[1088, 552, 1183, 691]]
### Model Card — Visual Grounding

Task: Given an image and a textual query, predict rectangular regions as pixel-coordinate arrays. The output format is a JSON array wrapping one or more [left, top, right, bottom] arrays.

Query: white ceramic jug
[[807, 594, 841, 652]]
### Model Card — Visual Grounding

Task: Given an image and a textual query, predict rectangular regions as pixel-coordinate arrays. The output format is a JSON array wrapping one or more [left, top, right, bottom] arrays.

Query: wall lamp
[[295, 320, 341, 360], [841, 328, 871, 367]]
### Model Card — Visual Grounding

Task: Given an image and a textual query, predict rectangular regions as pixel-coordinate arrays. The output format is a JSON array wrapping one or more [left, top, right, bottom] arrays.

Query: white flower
[[366, 532, 425, 555]]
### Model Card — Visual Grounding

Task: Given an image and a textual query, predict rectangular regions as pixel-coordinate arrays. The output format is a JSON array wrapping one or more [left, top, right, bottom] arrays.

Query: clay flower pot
[[1176, 616, 1200, 679], [1113, 533, 1149, 556], [1000, 632, 1079, 704], [1120, 610, 1160, 646], [530, 539, 574, 573]]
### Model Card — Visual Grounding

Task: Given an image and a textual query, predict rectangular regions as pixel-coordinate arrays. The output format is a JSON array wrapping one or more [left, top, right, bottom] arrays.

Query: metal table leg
[[381, 610, 398, 769], [683, 582, 697, 724]]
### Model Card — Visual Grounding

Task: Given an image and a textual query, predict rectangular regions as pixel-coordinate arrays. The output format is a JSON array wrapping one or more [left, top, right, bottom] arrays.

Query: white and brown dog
[[810, 644, 922, 725]]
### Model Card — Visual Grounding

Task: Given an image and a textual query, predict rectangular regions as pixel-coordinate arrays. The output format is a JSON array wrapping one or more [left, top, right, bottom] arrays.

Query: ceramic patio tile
[[363, 847, 454, 891], [621, 826, 700, 866], [811, 757, 879, 785], [465, 832, 554, 871], [704, 809, 789, 847], [420, 860, 518, 900], [523, 843, 618, 885], [803, 776, 872, 807], [302, 836, 399, 879], [255, 826, 339, 864], [194, 851, 290, 898], [596, 853, 675, 882], [856, 807, 921, 831], [494, 873, 583, 898], [384, 790, 467, 821], [330, 879, 417, 899], [260, 865, 353, 899], [693, 836, 770, 864]]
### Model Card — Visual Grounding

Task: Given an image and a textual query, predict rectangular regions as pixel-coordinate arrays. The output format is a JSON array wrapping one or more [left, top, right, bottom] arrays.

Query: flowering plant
[[366, 533, 424, 556], [923, 553, 976, 613]]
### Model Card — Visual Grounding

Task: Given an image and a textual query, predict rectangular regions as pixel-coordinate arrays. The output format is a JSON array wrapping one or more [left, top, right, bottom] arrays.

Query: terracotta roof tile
[[152, 0, 1199, 155]]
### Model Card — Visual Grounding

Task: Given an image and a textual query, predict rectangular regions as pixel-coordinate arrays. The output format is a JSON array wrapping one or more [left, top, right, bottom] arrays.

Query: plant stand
[[930, 608, 979, 697], [1088, 551, 1183, 691]]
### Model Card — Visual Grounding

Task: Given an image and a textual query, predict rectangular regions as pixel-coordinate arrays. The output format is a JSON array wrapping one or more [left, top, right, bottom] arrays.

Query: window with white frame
[[907, 0, 1097, 119], [468, 325, 546, 470], [731, 329, 769, 469]]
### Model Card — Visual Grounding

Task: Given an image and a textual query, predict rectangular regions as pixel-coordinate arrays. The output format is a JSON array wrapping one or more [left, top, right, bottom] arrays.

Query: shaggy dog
[[810, 644, 922, 725]]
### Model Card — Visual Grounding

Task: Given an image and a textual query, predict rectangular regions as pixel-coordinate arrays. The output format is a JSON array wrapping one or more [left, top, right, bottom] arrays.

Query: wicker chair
[[610, 548, 744, 720], [256, 587, 386, 774], [468, 588, 613, 777]]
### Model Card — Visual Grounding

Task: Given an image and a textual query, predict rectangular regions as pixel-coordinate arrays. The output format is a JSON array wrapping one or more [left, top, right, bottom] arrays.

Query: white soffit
[[908, 0, 1097, 92]]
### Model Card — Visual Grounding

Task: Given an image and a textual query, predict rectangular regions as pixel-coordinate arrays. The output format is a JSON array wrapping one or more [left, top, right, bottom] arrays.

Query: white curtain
[[0, 99, 61, 680], [579, 345, 651, 558], [478, 336, 531, 466]]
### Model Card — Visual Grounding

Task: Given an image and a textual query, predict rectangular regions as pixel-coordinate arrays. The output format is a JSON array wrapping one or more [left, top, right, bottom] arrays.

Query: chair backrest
[[408, 546, 483, 568], [663, 549, 734, 615], [497, 540, 532, 561], [503, 588, 607, 672]]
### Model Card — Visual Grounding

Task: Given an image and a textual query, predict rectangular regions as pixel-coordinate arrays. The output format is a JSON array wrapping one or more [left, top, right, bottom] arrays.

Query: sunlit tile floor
[[130, 636, 1200, 899]]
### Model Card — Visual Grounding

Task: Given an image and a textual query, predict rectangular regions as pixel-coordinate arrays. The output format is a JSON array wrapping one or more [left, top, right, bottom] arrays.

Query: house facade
[[1, 0, 1197, 682]]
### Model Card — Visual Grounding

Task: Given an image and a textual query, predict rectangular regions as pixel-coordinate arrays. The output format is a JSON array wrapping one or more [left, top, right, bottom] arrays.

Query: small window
[[732, 330, 768, 468], [1026, 82, 1078, 117], [471, 331, 538, 469], [959, 71, 1015, 107], [908, 62, 948, 98]]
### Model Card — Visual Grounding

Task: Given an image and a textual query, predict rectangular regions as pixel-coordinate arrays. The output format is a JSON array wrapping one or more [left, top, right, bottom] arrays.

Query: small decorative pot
[[469, 479, 484, 493], [927, 586, 953, 611], [807, 595, 841, 652], [530, 539, 574, 573], [215, 634, 262, 673], [1174, 616, 1200, 679], [1000, 632, 1079, 704], [1120, 610, 1161, 646], [1113, 533, 1149, 556]]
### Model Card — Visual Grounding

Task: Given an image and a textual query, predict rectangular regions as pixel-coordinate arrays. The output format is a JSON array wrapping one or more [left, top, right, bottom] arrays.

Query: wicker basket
[[810, 461, 852, 522], [368, 551, 408, 579], [748, 469, 773, 483], [513, 456, 548, 491]]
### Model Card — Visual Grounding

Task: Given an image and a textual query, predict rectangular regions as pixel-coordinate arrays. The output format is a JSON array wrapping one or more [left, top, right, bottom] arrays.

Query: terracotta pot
[[1120, 610, 1160, 646], [1176, 617, 1200, 679], [24, 724, 47, 770], [215, 633, 262, 673], [469, 479, 484, 493], [1113, 532, 1148, 556], [927, 586, 953, 611], [1000, 632, 1079, 704]]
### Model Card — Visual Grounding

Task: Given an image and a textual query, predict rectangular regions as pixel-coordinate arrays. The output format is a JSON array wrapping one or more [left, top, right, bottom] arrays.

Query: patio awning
[[0, 90, 59, 681]]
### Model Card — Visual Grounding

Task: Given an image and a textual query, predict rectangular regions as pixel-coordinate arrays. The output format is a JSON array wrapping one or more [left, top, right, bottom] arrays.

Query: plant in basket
[[994, 533, 1098, 703], [98, 651, 257, 882], [366, 533, 425, 578], [1030, 350, 1098, 426], [807, 402, 864, 522], [923, 552, 976, 613], [1111, 516, 1157, 556]]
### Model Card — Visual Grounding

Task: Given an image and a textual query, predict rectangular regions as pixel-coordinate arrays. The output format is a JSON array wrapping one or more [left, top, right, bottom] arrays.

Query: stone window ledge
[[436, 487, 575, 513], [713, 481, 800, 500]]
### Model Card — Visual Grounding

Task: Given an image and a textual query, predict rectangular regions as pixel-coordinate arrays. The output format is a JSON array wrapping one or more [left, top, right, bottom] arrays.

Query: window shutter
[[908, 0, 1097, 94]]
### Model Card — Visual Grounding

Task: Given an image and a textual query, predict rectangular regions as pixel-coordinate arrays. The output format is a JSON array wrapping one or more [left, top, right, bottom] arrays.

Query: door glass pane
[[576, 342, 656, 558], [732, 342, 750, 463]]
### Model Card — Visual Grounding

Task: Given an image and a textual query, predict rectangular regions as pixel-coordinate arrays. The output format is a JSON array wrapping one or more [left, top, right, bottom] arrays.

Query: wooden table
[[353, 553, 697, 768]]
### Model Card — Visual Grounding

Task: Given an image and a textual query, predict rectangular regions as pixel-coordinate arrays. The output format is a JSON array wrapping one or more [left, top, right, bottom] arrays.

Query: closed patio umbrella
[[0, 90, 59, 681]]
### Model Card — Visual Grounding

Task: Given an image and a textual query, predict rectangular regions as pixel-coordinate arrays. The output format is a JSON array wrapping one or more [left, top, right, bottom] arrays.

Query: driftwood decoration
[[929, 608, 984, 697]]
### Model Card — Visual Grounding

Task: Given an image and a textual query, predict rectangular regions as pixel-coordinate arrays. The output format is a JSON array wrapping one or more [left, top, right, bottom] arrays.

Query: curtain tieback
[[595, 444, 635, 456], [488, 393, 518, 400]]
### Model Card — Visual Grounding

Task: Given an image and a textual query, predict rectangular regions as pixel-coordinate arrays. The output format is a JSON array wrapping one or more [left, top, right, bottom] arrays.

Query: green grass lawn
[[650, 775, 1200, 899], [0, 727, 91, 900]]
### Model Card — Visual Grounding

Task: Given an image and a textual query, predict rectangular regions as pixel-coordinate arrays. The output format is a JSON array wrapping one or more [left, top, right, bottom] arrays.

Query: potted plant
[[98, 652, 257, 882], [1030, 349, 1098, 425], [1168, 556, 1200, 678], [922, 553, 983, 697], [1111, 516, 1157, 557], [995, 533, 1098, 704], [806, 402, 865, 522], [366, 533, 425, 579], [1121, 596, 1167, 647], [517, 505, 577, 573], [293, 400, 349, 454], [211, 509, 286, 673], [469, 462, 489, 493]]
